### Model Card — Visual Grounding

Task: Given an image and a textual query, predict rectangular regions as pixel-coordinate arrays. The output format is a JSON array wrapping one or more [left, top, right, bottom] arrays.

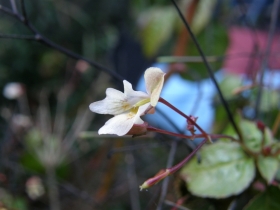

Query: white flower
[[89, 67, 165, 136]]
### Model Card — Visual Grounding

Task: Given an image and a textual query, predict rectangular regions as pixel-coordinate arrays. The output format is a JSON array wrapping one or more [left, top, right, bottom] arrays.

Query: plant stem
[[170, 0, 243, 142], [147, 125, 239, 142], [169, 138, 207, 174], [140, 138, 207, 190], [159, 97, 210, 140], [147, 126, 203, 139], [46, 166, 60, 210]]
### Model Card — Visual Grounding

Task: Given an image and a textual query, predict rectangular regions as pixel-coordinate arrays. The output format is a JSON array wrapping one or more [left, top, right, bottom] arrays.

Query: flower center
[[127, 107, 139, 118]]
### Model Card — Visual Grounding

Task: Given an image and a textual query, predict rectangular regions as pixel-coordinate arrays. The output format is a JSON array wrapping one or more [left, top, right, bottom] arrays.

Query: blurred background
[[0, 0, 279, 209]]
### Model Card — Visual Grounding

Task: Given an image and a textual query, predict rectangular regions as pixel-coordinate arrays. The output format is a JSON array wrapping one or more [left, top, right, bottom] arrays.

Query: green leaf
[[239, 119, 262, 153], [218, 75, 243, 100], [275, 168, 280, 180], [244, 186, 280, 210], [264, 127, 275, 144], [260, 90, 280, 112], [191, 0, 218, 34], [139, 6, 176, 57], [21, 152, 45, 173], [180, 142, 255, 198], [257, 155, 279, 183], [0, 188, 28, 210]]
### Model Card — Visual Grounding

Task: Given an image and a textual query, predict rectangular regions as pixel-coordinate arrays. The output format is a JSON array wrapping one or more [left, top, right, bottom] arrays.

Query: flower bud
[[256, 120, 265, 133], [139, 169, 170, 191], [186, 115, 198, 135]]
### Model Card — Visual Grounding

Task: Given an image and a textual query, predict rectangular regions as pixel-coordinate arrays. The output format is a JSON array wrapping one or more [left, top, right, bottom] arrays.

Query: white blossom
[[89, 67, 165, 136]]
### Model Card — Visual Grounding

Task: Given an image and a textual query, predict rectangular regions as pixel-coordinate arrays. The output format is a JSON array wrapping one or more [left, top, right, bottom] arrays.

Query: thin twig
[[159, 98, 208, 139], [156, 140, 178, 210], [170, 0, 243, 142], [147, 126, 239, 142], [254, 0, 280, 119], [126, 152, 141, 210], [157, 52, 280, 63], [108, 143, 160, 157], [164, 200, 190, 210], [60, 182, 96, 205], [10, 0, 18, 14], [0, 33, 36, 40], [0, 3, 124, 82], [155, 107, 197, 151], [237, 0, 261, 79]]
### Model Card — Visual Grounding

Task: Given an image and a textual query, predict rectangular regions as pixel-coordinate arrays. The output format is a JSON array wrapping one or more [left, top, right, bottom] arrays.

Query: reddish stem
[[159, 97, 207, 137], [147, 126, 238, 142], [147, 126, 204, 139], [168, 138, 207, 174], [140, 138, 207, 190]]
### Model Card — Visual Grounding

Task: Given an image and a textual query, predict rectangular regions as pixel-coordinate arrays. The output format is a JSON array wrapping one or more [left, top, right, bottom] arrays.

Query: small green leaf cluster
[[180, 118, 280, 209]]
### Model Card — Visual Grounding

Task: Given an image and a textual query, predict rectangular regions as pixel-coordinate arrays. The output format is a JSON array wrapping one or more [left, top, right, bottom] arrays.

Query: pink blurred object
[[223, 26, 280, 76]]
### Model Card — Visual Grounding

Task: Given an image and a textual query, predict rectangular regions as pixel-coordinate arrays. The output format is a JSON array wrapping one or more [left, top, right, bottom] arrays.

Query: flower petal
[[98, 114, 139, 136], [98, 103, 150, 136], [123, 80, 149, 105], [89, 88, 131, 115], [89, 81, 150, 115], [144, 67, 165, 106]]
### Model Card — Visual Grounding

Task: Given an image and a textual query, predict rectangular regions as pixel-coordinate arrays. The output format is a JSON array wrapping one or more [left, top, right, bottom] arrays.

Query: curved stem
[[159, 97, 210, 141]]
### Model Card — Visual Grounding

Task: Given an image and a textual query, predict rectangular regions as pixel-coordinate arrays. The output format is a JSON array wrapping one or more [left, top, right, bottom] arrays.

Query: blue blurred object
[[137, 63, 224, 133]]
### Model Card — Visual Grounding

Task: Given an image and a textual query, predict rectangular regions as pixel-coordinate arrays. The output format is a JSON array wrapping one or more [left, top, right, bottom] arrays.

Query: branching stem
[[159, 97, 210, 140]]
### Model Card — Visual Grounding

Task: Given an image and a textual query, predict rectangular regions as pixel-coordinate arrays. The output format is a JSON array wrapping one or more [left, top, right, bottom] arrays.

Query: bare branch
[[0, 2, 124, 82], [9, 0, 18, 14], [156, 140, 178, 210], [0, 33, 36, 40]]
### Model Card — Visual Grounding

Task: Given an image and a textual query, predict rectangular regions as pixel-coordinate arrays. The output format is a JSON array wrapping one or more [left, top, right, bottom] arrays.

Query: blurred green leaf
[[25, 129, 43, 151], [180, 141, 255, 198], [183, 22, 228, 80], [191, 0, 217, 34], [259, 89, 280, 112], [244, 186, 280, 210], [257, 155, 279, 183], [21, 152, 69, 178], [0, 188, 28, 210], [218, 75, 243, 99], [264, 127, 275, 144], [239, 119, 263, 153], [21, 152, 45, 173], [139, 6, 176, 57]]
